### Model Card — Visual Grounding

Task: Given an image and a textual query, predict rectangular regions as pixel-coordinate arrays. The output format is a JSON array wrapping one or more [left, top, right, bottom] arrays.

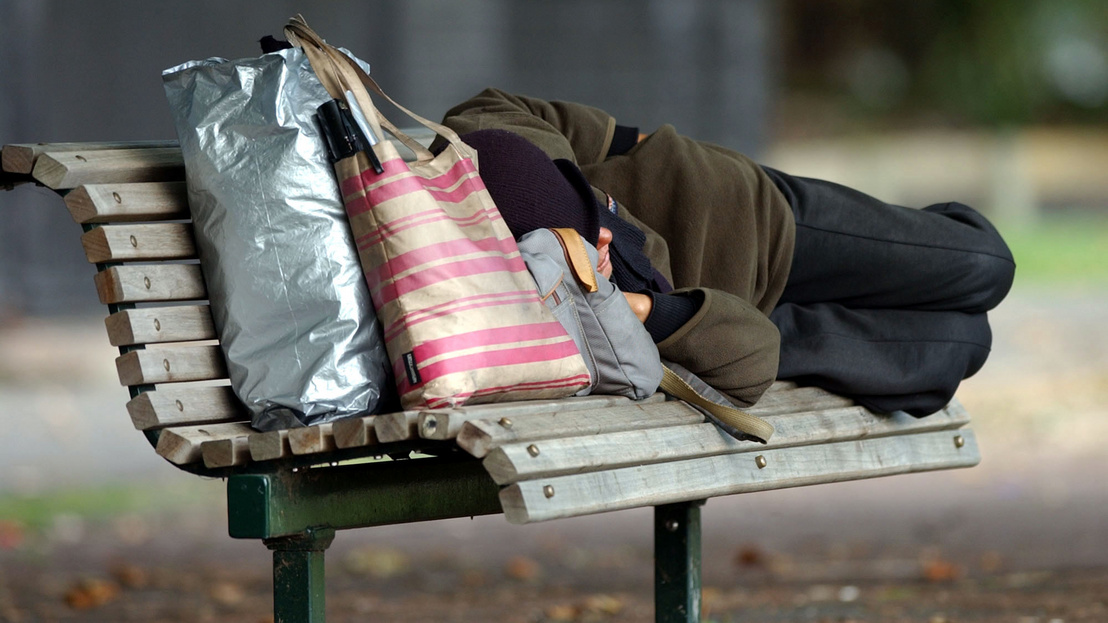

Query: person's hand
[[623, 292, 653, 323]]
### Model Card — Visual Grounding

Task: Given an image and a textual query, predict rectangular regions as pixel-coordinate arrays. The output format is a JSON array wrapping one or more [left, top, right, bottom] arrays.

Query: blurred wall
[[0, 0, 775, 317]]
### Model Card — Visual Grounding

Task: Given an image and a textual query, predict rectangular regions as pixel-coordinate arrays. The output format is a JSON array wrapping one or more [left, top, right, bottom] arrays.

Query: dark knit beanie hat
[[461, 128, 662, 294], [461, 129, 601, 245]]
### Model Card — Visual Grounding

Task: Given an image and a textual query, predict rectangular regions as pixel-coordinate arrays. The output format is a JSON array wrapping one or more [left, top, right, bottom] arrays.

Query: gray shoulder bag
[[519, 228, 775, 443], [518, 228, 662, 400]]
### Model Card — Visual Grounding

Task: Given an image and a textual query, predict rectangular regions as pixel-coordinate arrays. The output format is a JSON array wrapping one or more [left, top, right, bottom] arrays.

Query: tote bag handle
[[285, 16, 469, 164]]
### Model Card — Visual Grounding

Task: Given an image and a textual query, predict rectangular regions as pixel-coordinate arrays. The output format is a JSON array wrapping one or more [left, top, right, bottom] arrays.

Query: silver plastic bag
[[162, 48, 394, 430]]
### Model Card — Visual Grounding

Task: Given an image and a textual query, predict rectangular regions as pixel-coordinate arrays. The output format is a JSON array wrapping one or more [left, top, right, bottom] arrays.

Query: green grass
[[0, 480, 221, 530], [998, 215, 1108, 285]]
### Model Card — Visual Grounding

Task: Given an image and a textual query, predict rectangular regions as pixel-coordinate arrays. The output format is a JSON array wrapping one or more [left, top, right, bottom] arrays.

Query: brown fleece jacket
[[441, 88, 795, 406]]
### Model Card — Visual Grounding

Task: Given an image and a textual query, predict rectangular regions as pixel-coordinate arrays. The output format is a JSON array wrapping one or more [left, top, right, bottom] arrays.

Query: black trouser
[[761, 167, 1016, 416]]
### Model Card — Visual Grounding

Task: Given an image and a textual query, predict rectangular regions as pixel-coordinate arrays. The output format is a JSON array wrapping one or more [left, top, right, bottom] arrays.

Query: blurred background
[[1, 1, 1106, 621]]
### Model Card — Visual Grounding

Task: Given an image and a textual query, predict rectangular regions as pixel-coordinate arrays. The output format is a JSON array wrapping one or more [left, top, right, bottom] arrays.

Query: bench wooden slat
[[81, 223, 196, 263], [126, 385, 243, 430], [2, 141, 179, 175], [249, 430, 291, 462], [156, 422, 255, 465], [333, 415, 378, 448], [745, 385, 856, 416], [64, 182, 189, 224], [374, 411, 423, 443], [483, 401, 972, 485], [457, 400, 706, 459], [94, 264, 206, 304], [115, 345, 226, 386], [32, 147, 184, 189], [289, 423, 337, 455], [202, 436, 251, 468], [105, 305, 216, 346], [499, 428, 980, 524], [419, 393, 661, 441], [26, 131, 433, 191]]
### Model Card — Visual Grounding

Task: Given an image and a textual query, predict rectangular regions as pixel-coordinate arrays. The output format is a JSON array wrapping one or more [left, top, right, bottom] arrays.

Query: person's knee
[[931, 202, 1016, 311], [953, 248, 1014, 313], [966, 229, 1016, 311]]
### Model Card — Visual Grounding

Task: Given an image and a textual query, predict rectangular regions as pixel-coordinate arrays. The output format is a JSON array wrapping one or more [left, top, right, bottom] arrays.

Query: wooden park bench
[[1, 139, 981, 623]]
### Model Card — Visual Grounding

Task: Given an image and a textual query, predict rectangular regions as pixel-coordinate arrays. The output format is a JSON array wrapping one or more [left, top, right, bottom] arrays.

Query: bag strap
[[660, 365, 775, 443], [284, 15, 463, 163], [547, 228, 773, 442], [549, 228, 599, 293], [284, 16, 431, 160]]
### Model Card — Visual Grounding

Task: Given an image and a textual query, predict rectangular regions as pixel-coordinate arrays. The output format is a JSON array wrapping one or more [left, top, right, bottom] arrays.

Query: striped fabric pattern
[[337, 140, 590, 410]]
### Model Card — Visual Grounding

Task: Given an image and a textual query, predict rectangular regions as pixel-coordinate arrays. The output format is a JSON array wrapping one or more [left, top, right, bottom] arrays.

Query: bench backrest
[[3, 135, 439, 475], [28, 143, 249, 472]]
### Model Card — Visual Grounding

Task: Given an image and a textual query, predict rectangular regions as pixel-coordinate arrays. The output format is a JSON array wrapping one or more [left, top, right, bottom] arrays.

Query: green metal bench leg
[[265, 527, 336, 623], [654, 500, 704, 623]]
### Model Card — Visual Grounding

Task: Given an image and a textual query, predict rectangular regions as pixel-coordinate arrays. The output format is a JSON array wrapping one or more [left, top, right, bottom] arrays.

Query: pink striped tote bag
[[287, 18, 590, 409]]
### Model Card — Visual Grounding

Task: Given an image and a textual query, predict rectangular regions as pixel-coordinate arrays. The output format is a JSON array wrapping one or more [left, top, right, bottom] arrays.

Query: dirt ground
[[1, 283, 1107, 622]]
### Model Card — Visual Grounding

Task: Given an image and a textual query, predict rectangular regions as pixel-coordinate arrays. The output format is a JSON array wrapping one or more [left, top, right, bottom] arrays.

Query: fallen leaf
[[0, 520, 24, 550], [544, 603, 578, 621], [505, 556, 542, 581], [210, 581, 246, 606], [582, 593, 623, 615], [342, 547, 411, 579], [733, 544, 767, 568], [64, 578, 120, 610], [109, 562, 149, 589], [922, 559, 963, 582]]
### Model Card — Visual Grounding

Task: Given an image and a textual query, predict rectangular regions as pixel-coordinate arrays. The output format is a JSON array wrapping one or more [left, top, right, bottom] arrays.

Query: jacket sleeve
[[616, 207, 779, 407], [441, 88, 617, 165], [656, 288, 780, 407]]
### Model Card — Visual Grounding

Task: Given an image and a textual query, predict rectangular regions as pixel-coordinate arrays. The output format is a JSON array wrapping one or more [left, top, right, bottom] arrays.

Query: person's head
[[461, 129, 602, 245], [462, 128, 654, 291]]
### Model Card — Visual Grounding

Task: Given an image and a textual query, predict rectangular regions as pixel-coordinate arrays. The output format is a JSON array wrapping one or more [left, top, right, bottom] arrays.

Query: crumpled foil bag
[[162, 48, 394, 431]]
